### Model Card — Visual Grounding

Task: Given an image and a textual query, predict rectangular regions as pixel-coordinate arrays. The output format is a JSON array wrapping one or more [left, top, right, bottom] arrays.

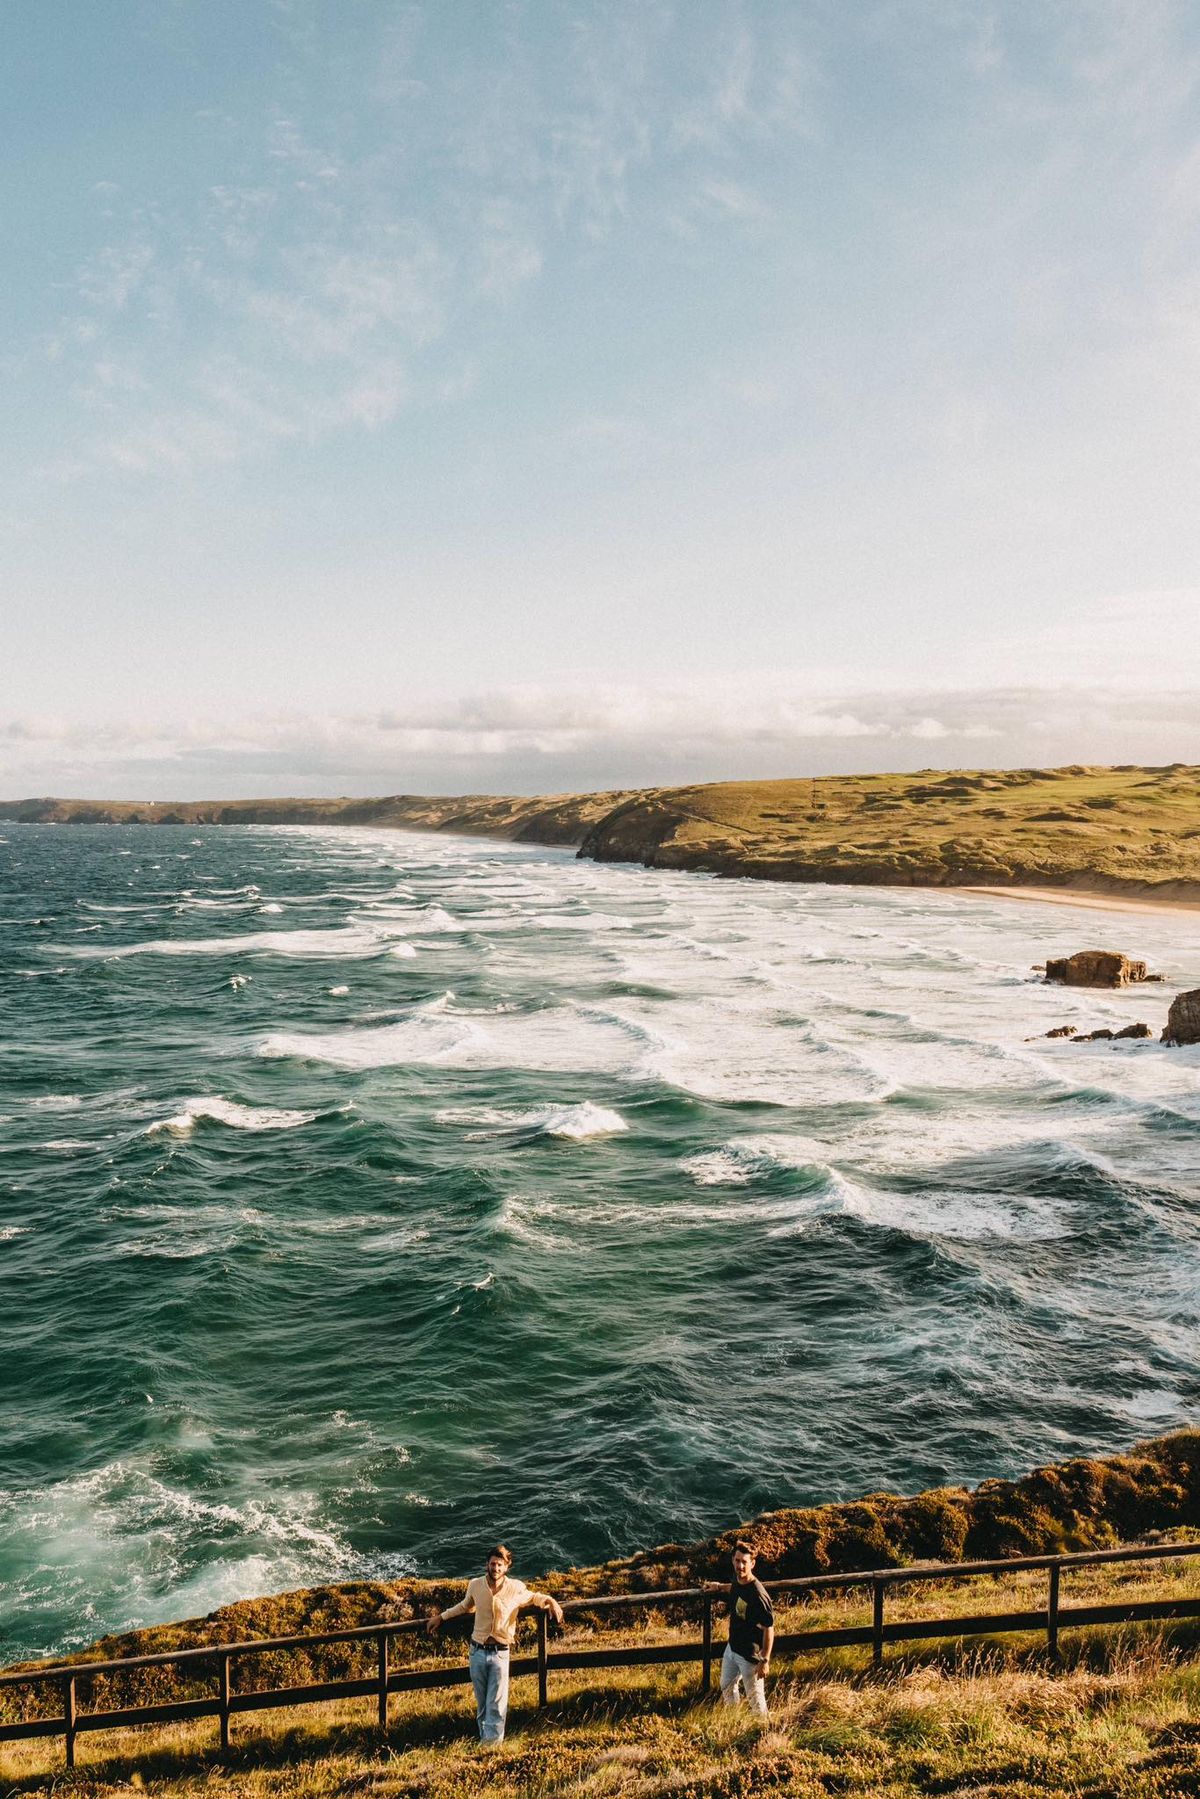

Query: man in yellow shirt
[[429, 1545, 564, 1743]]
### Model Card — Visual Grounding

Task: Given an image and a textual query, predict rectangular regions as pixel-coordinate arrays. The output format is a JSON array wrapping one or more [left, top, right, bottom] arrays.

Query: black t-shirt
[[727, 1577, 774, 1660]]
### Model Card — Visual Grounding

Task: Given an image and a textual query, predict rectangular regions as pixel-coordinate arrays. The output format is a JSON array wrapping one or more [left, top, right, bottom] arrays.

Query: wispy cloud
[[30, 4, 825, 479], [3, 679, 1197, 799]]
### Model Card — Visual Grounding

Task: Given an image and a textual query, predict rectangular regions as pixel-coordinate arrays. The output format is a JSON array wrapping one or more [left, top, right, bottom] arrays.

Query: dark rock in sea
[[1044, 950, 1156, 987], [1033, 1020, 1152, 1043], [1162, 989, 1200, 1045]]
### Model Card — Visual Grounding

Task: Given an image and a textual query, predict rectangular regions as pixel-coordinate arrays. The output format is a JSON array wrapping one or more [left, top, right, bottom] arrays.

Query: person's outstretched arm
[[528, 1588, 564, 1626], [429, 1585, 474, 1633]]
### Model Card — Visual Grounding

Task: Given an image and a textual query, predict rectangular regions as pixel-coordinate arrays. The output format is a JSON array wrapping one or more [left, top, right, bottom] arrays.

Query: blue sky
[[3, 0, 1200, 796]]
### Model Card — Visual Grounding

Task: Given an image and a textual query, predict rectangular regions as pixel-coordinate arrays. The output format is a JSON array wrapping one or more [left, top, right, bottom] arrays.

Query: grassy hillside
[[6, 764, 1200, 901], [0, 790, 636, 844], [4, 1550, 1200, 1795], [578, 765, 1200, 899], [3, 1434, 1197, 1769]]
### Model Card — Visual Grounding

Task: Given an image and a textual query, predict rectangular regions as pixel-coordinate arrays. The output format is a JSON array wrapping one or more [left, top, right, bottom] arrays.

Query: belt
[[471, 1639, 511, 1651]]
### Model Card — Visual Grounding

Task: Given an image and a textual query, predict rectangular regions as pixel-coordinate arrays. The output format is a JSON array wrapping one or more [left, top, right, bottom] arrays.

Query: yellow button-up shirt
[[442, 1574, 534, 1646]]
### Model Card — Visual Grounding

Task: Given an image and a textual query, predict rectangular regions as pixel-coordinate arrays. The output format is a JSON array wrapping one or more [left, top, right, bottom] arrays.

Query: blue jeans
[[469, 1642, 510, 1742]]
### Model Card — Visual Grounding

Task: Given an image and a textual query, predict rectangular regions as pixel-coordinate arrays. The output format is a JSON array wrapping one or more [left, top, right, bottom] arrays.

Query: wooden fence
[[2, 1539, 1198, 1770]]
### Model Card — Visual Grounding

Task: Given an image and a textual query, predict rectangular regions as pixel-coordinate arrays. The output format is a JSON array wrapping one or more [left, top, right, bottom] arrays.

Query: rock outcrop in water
[[1162, 988, 1200, 1045], [1044, 950, 1160, 987], [1034, 1022, 1153, 1041]]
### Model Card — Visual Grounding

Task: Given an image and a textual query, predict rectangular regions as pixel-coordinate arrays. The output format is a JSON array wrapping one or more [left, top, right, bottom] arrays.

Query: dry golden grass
[[579, 764, 1200, 899], [5, 1554, 1200, 1797], [8, 764, 1200, 900]]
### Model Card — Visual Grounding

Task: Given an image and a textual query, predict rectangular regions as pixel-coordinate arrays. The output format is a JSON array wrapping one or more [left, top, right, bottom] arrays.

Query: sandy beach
[[959, 885, 1200, 918]]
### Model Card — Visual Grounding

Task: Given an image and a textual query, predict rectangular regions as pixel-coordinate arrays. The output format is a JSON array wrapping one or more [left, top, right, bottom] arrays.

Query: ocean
[[2, 822, 1199, 1663]]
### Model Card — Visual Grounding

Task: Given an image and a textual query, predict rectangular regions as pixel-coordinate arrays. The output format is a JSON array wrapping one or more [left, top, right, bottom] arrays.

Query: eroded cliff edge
[[4, 1431, 1197, 1685], [577, 765, 1200, 902], [5, 763, 1200, 902], [0, 789, 637, 845]]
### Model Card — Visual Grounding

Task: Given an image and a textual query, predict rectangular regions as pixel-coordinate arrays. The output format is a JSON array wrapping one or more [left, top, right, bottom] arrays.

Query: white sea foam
[[65, 923, 392, 960], [146, 1098, 319, 1135], [110, 1200, 270, 1257], [435, 1101, 628, 1140], [354, 903, 459, 934], [825, 1181, 1071, 1244], [260, 1013, 482, 1069], [257, 902, 284, 914], [77, 899, 172, 914], [681, 1135, 828, 1185], [0, 1460, 359, 1642], [0, 1225, 29, 1241], [328, 984, 350, 996], [260, 993, 637, 1075]]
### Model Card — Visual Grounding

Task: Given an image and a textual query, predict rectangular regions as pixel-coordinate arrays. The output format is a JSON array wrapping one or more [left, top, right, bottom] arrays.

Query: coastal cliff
[[5, 1431, 1196, 1689], [5, 763, 1200, 903], [0, 789, 636, 844], [3, 1439, 1199, 1796], [577, 765, 1200, 902]]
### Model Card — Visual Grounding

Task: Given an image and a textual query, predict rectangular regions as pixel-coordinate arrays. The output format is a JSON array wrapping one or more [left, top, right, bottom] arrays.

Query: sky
[[3, 0, 1200, 798]]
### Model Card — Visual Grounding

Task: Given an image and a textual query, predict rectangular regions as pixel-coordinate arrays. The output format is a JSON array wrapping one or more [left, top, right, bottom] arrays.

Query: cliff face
[[5, 764, 1200, 900], [4, 1432, 1196, 1693], [0, 790, 637, 844], [577, 766, 1200, 900]]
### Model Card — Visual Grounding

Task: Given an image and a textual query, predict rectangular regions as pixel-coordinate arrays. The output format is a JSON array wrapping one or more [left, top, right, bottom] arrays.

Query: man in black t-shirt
[[707, 1540, 775, 1717]]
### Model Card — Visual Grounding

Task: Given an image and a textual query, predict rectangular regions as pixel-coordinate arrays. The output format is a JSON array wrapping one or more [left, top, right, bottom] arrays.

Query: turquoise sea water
[[2, 822, 1200, 1662]]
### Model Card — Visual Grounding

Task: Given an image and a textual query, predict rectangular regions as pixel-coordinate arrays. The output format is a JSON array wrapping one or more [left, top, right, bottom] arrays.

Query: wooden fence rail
[[2, 1539, 1198, 1769]]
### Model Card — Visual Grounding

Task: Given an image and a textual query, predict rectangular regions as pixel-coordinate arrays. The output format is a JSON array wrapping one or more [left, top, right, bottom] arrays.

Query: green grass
[[8, 763, 1200, 899], [5, 1553, 1200, 1795], [578, 764, 1200, 898], [5, 1608, 1200, 1795]]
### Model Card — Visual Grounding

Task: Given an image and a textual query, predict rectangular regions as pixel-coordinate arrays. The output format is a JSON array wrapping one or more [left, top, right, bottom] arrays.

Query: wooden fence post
[[63, 1673, 77, 1770], [219, 1652, 231, 1753], [872, 1580, 885, 1670], [1047, 1564, 1060, 1661], [701, 1595, 713, 1694], [377, 1632, 389, 1735], [536, 1610, 548, 1709]]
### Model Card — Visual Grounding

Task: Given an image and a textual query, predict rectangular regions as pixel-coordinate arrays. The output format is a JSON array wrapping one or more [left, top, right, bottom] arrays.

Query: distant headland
[[4, 762, 1200, 909]]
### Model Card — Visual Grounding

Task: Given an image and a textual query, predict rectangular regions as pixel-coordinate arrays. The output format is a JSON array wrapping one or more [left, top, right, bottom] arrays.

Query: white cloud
[[3, 679, 1198, 798]]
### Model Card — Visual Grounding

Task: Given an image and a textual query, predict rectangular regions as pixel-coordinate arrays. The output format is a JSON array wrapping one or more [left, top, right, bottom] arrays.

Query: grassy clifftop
[[3, 1435, 1200, 1797], [6, 1433, 1196, 1693], [0, 790, 636, 845], [578, 765, 1200, 899], [6, 764, 1200, 900]]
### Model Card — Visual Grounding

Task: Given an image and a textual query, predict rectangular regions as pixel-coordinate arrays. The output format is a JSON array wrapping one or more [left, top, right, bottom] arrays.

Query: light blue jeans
[[469, 1642, 511, 1742], [720, 1644, 768, 1716]]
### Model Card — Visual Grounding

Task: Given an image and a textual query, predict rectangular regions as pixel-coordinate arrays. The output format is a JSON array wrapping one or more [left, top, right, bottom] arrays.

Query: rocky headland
[[5, 763, 1200, 907]]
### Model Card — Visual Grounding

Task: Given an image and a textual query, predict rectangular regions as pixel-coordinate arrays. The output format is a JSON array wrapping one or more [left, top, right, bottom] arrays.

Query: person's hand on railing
[[547, 1598, 565, 1628], [426, 1608, 442, 1636]]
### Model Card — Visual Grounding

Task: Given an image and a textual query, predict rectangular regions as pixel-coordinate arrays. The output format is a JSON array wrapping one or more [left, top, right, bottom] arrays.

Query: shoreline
[[6, 1430, 1197, 1678], [957, 883, 1200, 918]]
